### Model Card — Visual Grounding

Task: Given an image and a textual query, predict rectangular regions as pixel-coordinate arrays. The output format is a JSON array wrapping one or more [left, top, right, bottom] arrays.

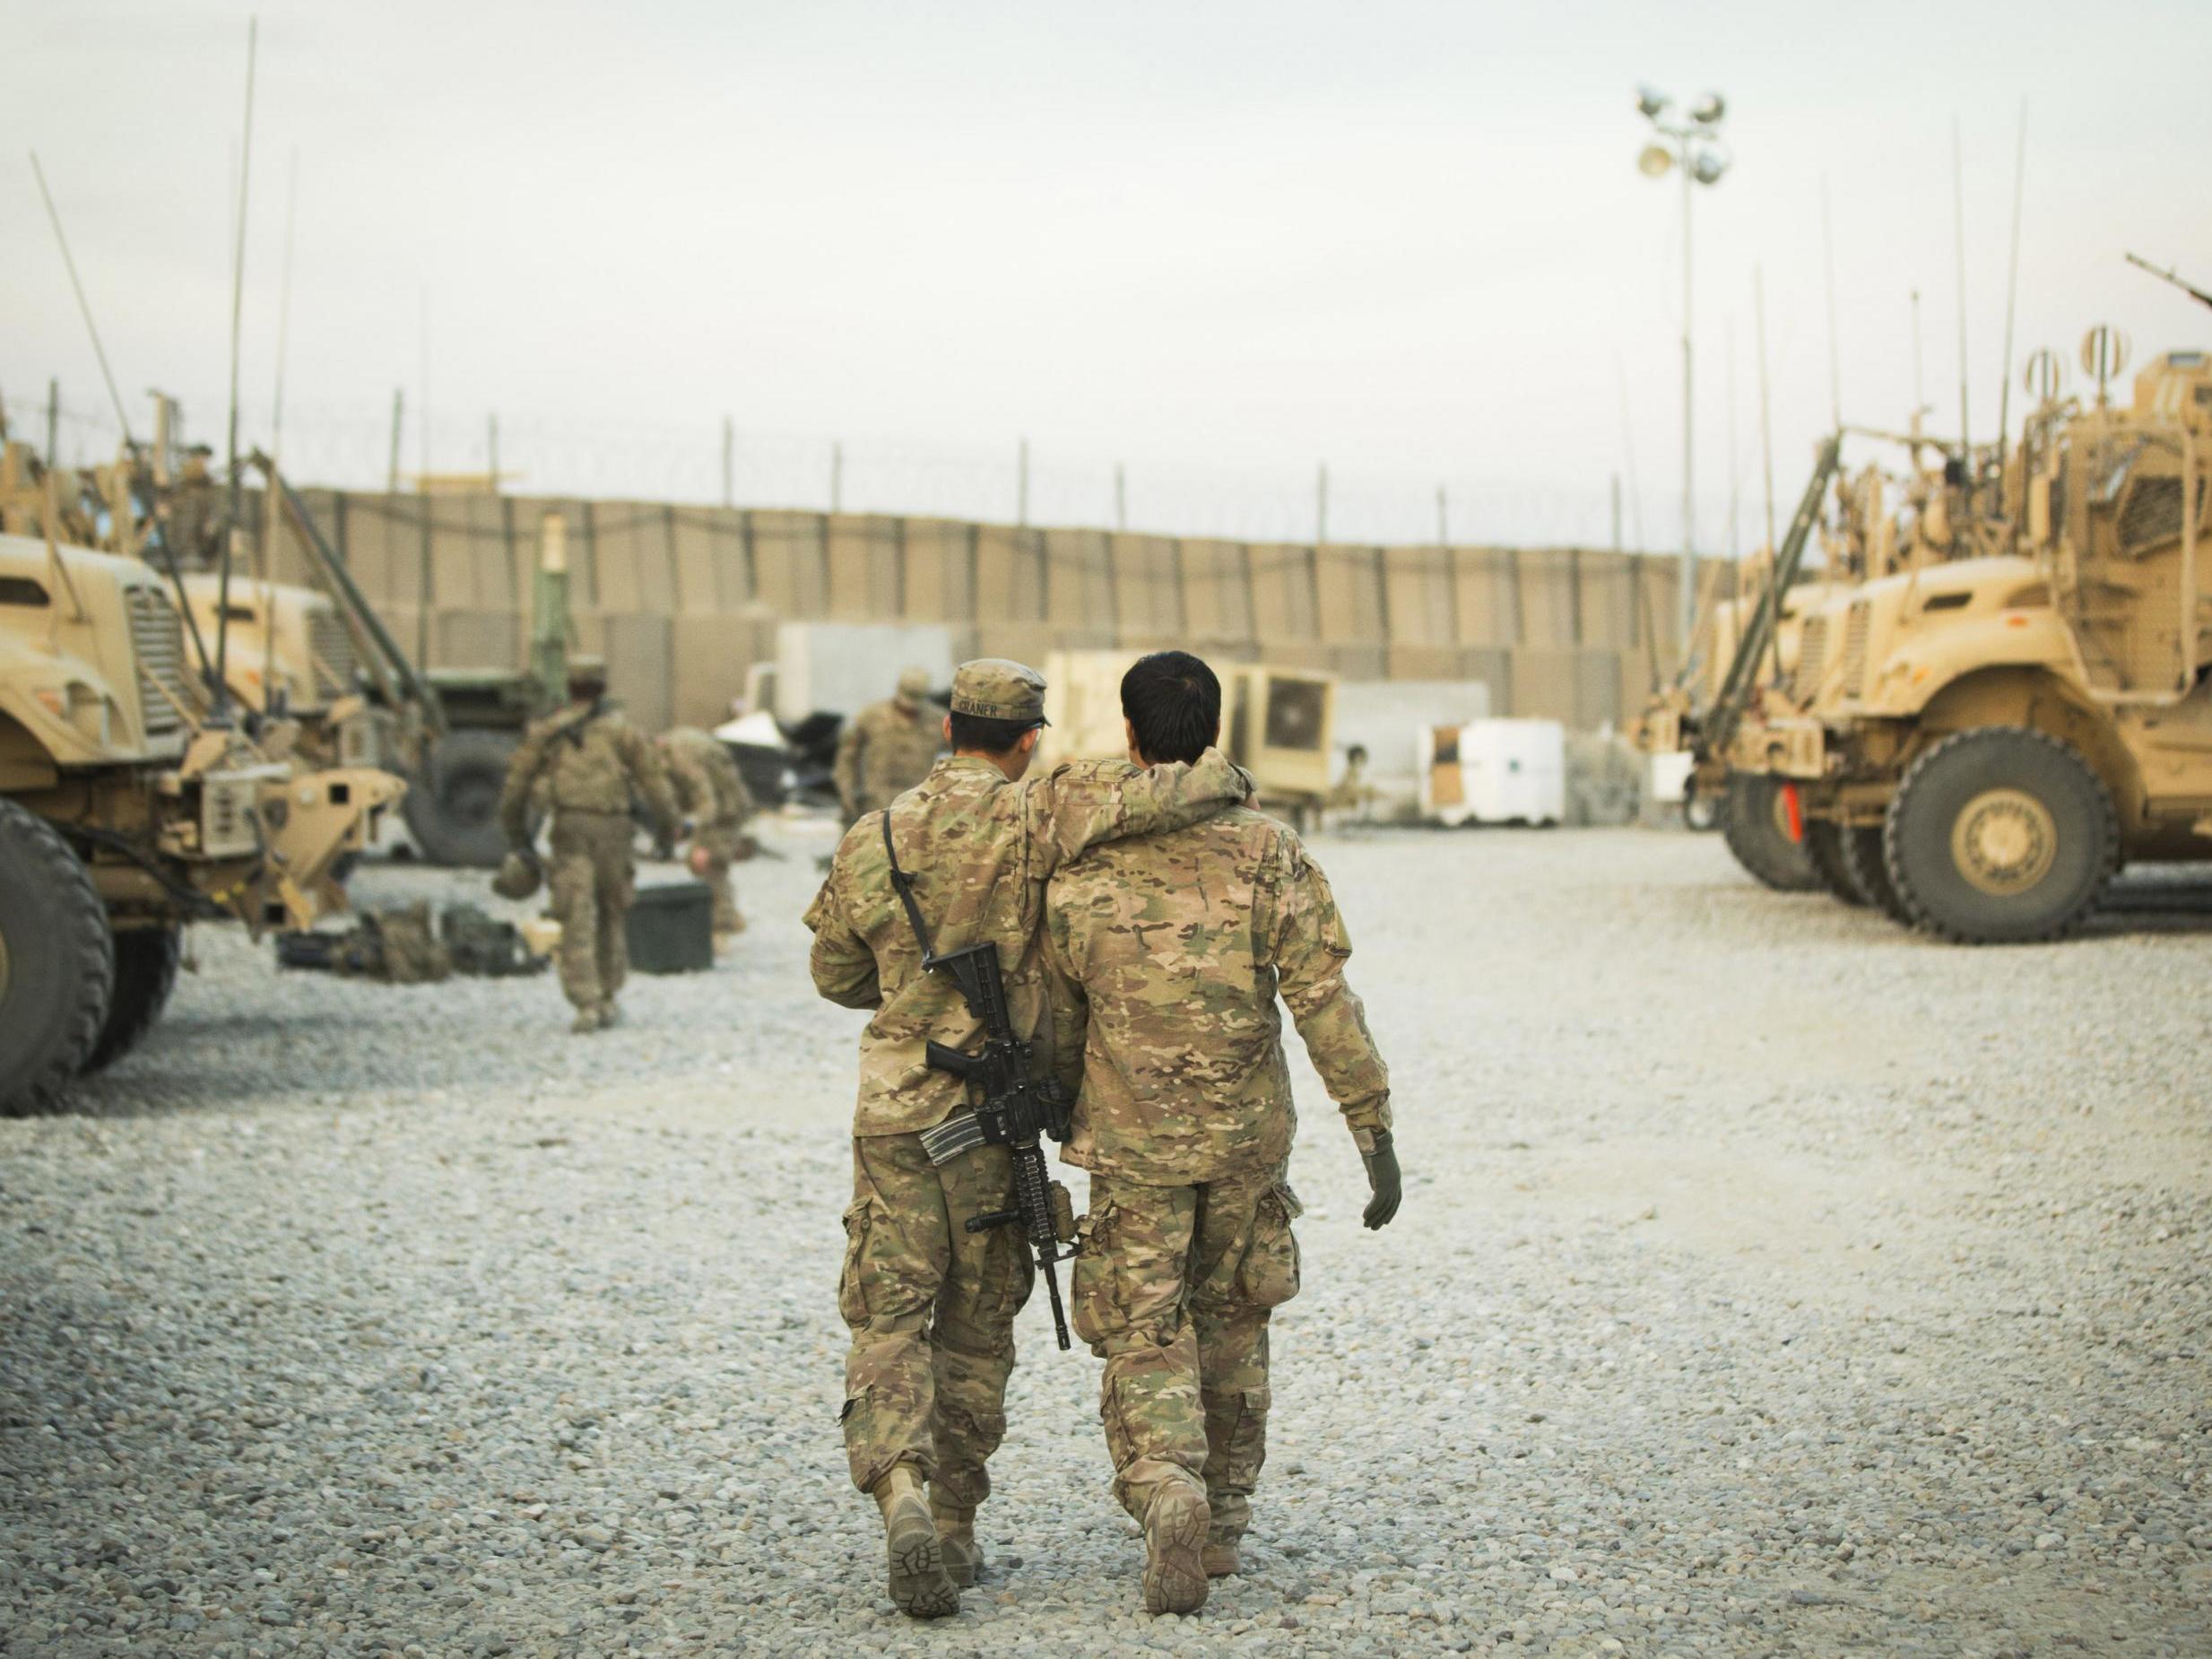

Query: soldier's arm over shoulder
[[1028, 747, 1256, 870], [802, 838, 882, 1010], [496, 723, 552, 849], [1267, 833, 1392, 1150]]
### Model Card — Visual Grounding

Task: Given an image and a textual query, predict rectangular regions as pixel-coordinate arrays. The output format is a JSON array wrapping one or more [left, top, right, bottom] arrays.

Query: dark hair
[[1121, 651, 1220, 766], [948, 711, 1037, 755]]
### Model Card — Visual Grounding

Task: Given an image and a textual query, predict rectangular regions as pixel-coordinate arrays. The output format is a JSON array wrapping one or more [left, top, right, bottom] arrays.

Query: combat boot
[[598, 1000, 621, 1030], [872, 1466, 958, 1619], [1140, 1472, 1210, 1616], [1202, 1537, 1242, 1578], [931, 1496, 982, 1587], [569, 1003, 602, 1035]]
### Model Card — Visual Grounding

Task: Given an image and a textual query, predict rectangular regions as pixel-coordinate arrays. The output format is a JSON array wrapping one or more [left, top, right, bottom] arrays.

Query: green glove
[[1361, 1132, 1401, 1230]]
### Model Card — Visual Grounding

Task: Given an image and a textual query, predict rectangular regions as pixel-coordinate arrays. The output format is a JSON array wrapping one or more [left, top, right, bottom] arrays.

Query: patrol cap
[[567, 654, 610, 691], [949, 657, 1048, 725], [896, 665, 933, 700]]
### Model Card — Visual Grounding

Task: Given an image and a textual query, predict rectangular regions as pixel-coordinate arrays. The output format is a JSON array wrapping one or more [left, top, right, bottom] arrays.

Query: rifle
[[882, 813, 1076, 1351]]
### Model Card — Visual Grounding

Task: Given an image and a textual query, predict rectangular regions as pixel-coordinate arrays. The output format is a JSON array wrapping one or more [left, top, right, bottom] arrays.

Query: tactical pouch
[[1235, 1181, 1303, 1308]]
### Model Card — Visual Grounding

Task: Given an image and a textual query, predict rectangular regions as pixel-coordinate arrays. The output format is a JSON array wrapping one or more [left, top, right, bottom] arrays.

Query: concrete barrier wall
[[281, 488, 1684, 731]]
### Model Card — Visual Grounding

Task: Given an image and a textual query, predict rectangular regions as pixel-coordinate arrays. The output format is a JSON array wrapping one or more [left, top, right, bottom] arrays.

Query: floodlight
[[1690, 150, 1730, 185], [1690, 92, 1726, 125], [1638, 143, 1676, 178], [1636, 84, 1670, 121]]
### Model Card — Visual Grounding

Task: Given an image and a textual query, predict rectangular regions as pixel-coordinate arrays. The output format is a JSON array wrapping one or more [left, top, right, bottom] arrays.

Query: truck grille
[[128, 586, 189, 736], [308, 610, 359, 699], [1839, 602, 1871, 699], [1790, 615, 1828, 702]]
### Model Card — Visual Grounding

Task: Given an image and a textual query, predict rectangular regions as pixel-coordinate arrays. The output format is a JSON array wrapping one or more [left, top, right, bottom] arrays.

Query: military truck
[[256, 457, 569, 866], [1757, 347, 2212, 942], [0, 531, 401, 1113]]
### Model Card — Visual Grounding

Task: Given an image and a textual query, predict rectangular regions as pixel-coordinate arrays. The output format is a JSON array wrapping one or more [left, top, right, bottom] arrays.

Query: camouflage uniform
[[803, 659, 1252, 1585], [660, 725, 754, 935], [497, 695, 677, 1027], [834, 671, 942, 824], [164, 454, 224, 570], [1043, 805, 1391, 1551]]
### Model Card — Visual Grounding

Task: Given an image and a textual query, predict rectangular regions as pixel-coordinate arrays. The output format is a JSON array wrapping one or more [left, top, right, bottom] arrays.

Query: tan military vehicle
[[1762, 347, 2212, 941], [0, 531, 402, 1112], [178, 571, 391, 770]]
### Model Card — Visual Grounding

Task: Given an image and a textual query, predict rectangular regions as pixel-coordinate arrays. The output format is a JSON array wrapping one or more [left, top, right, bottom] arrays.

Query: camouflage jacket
[[833, 699, 942, 814], [803, 749, 1254, 1137], [1042, 804, 1391, 1186], [662, 726, 753, 831], [497, 699, 677, 847]]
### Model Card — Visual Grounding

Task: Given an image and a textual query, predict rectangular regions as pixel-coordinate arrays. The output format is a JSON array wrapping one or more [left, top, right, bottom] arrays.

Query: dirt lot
[[4, 824, 2208, 1655]]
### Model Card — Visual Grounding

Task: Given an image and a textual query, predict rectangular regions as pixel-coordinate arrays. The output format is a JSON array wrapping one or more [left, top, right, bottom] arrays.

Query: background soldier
[[162, 445, 223, 569], [834, 664, 942, 826], [802, 657, 1252, 1621], [657, 724, 755, 943], [1042, 650, 1402, 1614], [497, 656, 677, 1033]]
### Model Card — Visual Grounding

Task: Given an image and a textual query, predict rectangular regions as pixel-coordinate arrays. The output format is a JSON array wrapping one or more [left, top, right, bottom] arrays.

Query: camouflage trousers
[[1071, 1167, 1301, 1539], [838, 1133, 1034, 1503], [547, 810, 633, 1012], [690, 826, 744, 934]]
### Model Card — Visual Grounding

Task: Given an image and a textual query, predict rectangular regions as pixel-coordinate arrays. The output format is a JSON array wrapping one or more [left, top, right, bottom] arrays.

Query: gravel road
[[4, 822, 2208, 1656]]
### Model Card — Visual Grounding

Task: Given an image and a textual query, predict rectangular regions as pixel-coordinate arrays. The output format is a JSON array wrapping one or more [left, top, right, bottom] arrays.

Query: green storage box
[[625, 880, 715, 974]]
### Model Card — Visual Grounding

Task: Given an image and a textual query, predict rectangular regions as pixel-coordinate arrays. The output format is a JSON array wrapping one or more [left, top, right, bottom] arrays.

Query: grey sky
[[7, 0, 2209, 547]]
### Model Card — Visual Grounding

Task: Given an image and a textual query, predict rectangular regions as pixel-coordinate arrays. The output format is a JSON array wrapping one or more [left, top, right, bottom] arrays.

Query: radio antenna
[[28, 152, 138, 452]]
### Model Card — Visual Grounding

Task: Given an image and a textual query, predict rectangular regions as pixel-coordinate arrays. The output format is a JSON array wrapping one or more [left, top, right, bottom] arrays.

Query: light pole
[[1635, 85, 1730, 655]]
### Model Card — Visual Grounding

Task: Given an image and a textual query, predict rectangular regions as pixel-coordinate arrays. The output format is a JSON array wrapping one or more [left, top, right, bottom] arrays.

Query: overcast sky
[[6, 0, 2209, 547]]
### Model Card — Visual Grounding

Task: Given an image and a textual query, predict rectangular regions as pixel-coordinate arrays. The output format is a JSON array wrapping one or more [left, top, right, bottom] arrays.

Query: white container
[[1645, 751, 1695, 806], [1420, 719, 1566, 826], [773, 622, 959, 724]]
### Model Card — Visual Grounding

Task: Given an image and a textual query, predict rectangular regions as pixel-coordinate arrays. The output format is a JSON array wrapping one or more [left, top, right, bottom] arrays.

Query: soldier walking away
[[834, 665, 943, 827], [1042, 650, 1402, 1615], [496, 656, 677, 1034], [657, 724, 755, 945], [803, 657, 1253, 1620]]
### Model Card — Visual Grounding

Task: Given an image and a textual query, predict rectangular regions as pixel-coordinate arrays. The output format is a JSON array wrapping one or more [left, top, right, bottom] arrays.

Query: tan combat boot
[[1140, 1472, 1210, 1616], [1202, 1536, 1242, 1578], [872, 1466, 958, 1619], [598, 1000, 621, 1030], [569, 1003, 601, 1035], [931, 1497, 982, 1587]]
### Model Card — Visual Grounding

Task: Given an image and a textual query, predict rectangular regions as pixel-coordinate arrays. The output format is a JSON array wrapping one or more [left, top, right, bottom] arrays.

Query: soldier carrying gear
[[804, 656, 1255, 1620], [656, 724, 755, 944], [833, 664, 942, 828], [1041, 650, 1401, 1612], [496, 656, 678, 1034]]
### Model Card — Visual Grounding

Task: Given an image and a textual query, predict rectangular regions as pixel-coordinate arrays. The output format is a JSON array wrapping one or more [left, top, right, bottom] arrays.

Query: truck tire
[[1840, 822, 1914, 926], [81, 926, 183, 1074], [1719, 774, 1820, 891], [1803, 818, 1869, 907], [403, 728, 519, 868], [1885, 726, 2118, 944], [0, 801, 115, 1116]]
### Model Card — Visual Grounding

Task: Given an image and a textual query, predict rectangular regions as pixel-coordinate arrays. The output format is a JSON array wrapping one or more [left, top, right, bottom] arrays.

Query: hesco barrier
[[272, 489, 1687, 733]]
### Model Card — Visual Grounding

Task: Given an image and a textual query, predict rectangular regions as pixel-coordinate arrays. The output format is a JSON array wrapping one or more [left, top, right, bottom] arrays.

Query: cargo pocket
[[1234, 1182, 1303, 1308], [1070, 1203, 1123, 1349], [836, 1200, 873, 1326], [979, 1212, 1035, 1319]]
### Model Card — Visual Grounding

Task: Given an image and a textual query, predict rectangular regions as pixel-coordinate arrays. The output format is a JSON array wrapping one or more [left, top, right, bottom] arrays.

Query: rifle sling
[[880, 808, 940, 962]]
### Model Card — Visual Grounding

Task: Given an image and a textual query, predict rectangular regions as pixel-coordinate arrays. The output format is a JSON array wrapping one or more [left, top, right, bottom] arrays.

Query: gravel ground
[[4, 821, 2209, 1657]]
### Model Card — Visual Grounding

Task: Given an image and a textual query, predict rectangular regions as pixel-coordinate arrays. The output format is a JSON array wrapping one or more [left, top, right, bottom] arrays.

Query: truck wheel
[[1803, 819, 1869, 907], [1719, 774, 1820, 891], [403, 728, 519, 868], [1885, 727, 2117, 944], [81, 926, 183, 1074], [1840, 823, 1914, 926], [0, 801, 115, 1116]]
